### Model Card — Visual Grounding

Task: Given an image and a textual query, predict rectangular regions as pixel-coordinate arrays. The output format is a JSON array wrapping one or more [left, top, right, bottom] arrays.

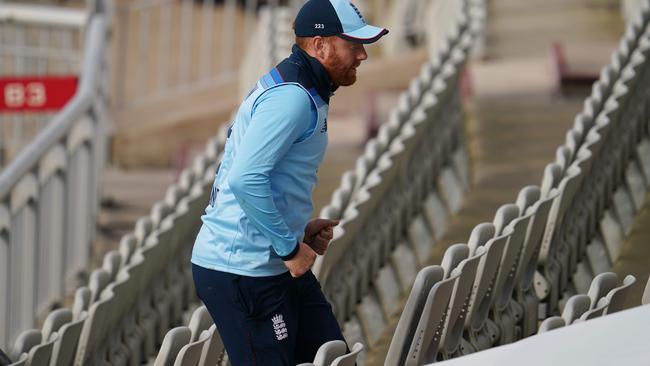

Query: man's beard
[[327, 51, 359, 87]]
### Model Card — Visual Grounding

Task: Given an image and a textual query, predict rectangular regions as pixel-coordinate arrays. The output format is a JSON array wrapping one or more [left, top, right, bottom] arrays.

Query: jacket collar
[[287, 44, 338, 104]]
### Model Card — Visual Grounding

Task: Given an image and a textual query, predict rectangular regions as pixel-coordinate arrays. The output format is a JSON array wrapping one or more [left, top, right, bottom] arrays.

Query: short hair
[[296, 36, 311, 49]]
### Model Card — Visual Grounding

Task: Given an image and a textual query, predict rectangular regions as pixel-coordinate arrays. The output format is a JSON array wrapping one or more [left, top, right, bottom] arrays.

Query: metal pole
[[199, 0, 215, 81], [157, 0, 172, 92], [136, 8, 151, 99], [179, 0, 193, 86], [221, 0, 237, 74]]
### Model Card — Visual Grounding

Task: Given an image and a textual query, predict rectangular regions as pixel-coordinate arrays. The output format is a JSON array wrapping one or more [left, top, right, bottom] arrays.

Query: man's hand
[[304, 218, 339, 255], [284, 243, 317, 277]]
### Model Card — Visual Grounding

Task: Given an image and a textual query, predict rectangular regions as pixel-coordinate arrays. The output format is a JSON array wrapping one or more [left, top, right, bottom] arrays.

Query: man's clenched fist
[[304, 218, 339, 255], [284, 243, 317, 277]]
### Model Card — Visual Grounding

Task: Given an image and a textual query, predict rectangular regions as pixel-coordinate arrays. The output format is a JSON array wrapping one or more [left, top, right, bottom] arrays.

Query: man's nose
[[358, 46, 368, 61]]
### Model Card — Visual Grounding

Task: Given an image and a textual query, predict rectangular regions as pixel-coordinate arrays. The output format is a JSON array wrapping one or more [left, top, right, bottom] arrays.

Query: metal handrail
[[0, 19, 106, 198]]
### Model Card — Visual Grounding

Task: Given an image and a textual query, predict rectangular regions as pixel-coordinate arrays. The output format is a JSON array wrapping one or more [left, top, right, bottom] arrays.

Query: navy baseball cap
[[294, 0, 389, 44]]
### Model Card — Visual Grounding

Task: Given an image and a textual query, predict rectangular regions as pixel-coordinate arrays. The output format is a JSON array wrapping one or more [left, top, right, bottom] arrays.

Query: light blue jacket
[[192, 46, 332, 276]]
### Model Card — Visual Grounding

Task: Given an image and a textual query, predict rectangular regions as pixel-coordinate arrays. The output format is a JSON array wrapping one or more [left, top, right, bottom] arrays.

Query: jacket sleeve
[[227, 85, 317, 260]]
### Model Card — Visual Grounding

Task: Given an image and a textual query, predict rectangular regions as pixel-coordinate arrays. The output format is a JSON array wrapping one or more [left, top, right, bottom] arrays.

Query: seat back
[[331, 342, 364, 366], [587, 272, 618, 309], [174, 329, 210, 366], [516, 188, 557, 290], [11, 329, 41, 361], [440, 245, 485, 355], [385, 266, 445, 366], [465, 224, 507, 331], [153, 327, 192, 366], [311, 340, 347, 366], [604, 275, 637, 314], [561, 294, 591, 324], [493, 204, 531, 309], [577, 298, 609, 322], [198, 325, 224, 366], [188, 306, 213, 342], [405, 272, 458, 365], [642, 275, 650, 305], [25, 333, 57, 366], [537, 316, 565, 334]]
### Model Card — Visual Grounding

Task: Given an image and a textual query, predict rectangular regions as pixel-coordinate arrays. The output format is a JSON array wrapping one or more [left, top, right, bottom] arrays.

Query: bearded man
[[191, 0, 388, 364]]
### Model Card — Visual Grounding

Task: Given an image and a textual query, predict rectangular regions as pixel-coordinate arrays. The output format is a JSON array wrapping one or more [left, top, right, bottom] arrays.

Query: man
[[191, 0, 388, 364]]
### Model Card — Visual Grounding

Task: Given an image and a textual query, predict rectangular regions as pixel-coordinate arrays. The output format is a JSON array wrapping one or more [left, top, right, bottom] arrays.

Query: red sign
[[0, 76, 78, 112]]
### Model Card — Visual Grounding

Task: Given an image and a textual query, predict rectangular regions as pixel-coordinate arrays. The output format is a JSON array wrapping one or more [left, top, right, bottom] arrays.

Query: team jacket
[[191, 45, 334, 277]]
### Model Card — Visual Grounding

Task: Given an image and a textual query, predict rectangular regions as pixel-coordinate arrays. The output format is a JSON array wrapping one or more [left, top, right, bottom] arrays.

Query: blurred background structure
[[1, 0, 650, 365]]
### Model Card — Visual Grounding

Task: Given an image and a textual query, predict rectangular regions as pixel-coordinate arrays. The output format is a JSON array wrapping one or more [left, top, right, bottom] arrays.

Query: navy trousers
[[192, 264, 346, 366]]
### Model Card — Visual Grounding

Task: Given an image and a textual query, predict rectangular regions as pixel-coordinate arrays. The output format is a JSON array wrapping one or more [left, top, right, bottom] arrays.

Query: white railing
[[112, 0, 262, 110], [0, 0, 111, 350], [0, 2, 88, 167]]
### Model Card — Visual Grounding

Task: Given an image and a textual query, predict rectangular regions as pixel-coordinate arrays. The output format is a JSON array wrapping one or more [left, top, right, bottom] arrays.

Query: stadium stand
[[0, 2, 87, 165], [3, 0, 650, 365], [0, 0, 110, 352], [383, 0, 650, 363]]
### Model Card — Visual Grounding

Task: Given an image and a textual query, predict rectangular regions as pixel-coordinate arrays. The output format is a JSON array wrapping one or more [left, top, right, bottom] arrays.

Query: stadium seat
[[576, 297, 608, 322], [560, 294, 591, 324], [404, 268, 457, 365], [587, 272, 618, 310], [305, 340, 347, 366], [153, 327, 191, 366], [513, 186, 557, 337], [439, 244, 485, 359], [173, 329, 210, 366], [464, 223, 507, 351], [330, 342, 364, 366], [197, 325, 224, 366], [537, 316, 565, 334], [385, 266, 444, 366], [603, 275, 637, 314], [638, 276, 650, 307], [491, 204, 531, 344]]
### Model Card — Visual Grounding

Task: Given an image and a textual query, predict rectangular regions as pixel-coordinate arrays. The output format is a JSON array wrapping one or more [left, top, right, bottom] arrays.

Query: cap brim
[[339, 24, 389, 44]]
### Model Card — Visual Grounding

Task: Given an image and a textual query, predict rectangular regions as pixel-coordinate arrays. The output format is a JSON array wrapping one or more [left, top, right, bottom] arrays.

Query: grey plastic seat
[[11, 329, 41, 363], [464, 223, 508, 351], [405, 270, 458, 365], [491, 204, 531, 344], [74, 282, 116, 365], [153, 327, 192, 366], [7, 353, 27, 366], [514, 186, 557, 337], [41, 307, 82, 366], [331, 342, 364, 366], [119, 234, 137, 268], [561, 294, 591, 325], [308, 340, 347, 366], [537, 316, 565, 334], [188, 306, 212, 341], [537, 163, 581, 315], [587, 272, 619, 310], [110, 253, 146, 366], [603, 275, 636, 314], [102, 250, 122, 282], [576, 298, 609, 322], [198, 324, 224, 366], [174, 329, 211, 366], [439, 244, 485, 359], [385, 266, 445, 366]]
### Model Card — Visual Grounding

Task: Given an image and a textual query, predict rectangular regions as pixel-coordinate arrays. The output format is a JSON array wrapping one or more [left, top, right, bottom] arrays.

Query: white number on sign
[[315, 23, 325, 29], [4, 83, 24, 107], [26, 83, 46, 107], [3, 82, 47, 108]]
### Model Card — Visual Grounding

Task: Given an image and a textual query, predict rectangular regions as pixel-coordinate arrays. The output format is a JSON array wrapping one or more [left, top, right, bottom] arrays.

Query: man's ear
[[312, 36, 327, 60]]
